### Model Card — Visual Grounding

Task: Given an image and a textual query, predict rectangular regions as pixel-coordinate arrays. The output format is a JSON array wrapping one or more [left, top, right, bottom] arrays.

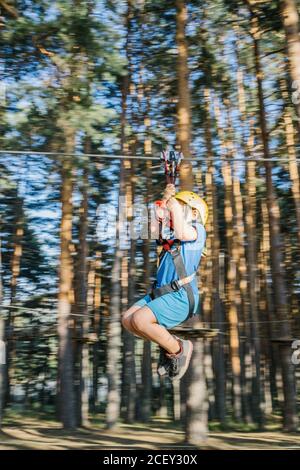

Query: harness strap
[[169, 245, 195, 317], [151, 272, 195, 295], [151, 242, 196, 319]]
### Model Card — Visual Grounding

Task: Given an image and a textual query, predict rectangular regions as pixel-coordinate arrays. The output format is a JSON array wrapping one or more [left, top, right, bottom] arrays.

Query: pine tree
[[280, 0, 300, 131]]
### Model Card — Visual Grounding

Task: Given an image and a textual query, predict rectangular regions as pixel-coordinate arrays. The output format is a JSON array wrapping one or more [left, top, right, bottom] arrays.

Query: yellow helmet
[[175, 191, 208, 226]]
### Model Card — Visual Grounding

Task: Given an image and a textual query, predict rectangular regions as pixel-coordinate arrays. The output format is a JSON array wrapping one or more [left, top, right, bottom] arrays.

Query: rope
[[0, 149, 300, 163]]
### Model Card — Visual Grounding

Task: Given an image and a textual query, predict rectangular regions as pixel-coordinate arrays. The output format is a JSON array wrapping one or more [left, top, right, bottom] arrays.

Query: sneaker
[[167, 339, 193, 380], [157, 346, 170, 376], [157, 335, 182, 376]]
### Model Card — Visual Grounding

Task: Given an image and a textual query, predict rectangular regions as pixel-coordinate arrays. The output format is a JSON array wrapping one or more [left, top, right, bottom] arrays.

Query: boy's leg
[[123, 304, 193, 380], [130, 306, 180, 355], [122, 306, 176, 375], [122, 305, 151, 341]]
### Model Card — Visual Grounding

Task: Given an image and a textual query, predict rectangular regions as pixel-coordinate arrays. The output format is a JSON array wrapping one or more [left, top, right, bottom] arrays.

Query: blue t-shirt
[[156, 222, 206, 295]]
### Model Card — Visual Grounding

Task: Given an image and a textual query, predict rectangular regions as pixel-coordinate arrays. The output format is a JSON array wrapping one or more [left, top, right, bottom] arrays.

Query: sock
[[166, 339, 183, 357]]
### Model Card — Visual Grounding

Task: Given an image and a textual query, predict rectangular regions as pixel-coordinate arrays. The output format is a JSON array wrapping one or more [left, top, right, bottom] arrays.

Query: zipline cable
[[0, 149, 300, 163]]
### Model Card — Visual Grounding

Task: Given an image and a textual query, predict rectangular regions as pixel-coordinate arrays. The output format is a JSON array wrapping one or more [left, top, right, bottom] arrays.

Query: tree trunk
[[245, 157, 264, 427], [0, 239, 4, 429], [185, 339, 208, 446], [140, 167, 153, 422], [280, 80, 300, 249], [123, 157, 137, 424], [74, 150, 90, 427], [224, 180, 242, 422], [105, 205, 123, 428], [119, 1, 137, 424], [280, 0, 300, 130], [57, 132, 76, 430], [157, 375, 168, 418], [10, 198, 23, 305], [214, 97, 242, 421], [204, 93, 226, 425], [203, 87, 224, 423], [92, 252, 102, 413], [176, 0, 194, 189], [175, 0, 207, 443], [233, 161, 254, 424], [235, 40, 264, 425], [6, 196, 24, 405], [105, 27, 129, 424], [250, 14, 298, 431], [121, 252, 137, 423], [140, 340, 152, 422], [259, 201, 279, 413]]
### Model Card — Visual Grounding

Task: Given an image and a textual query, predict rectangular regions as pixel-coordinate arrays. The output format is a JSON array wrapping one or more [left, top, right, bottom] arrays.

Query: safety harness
[[150, 237, 198, 319]]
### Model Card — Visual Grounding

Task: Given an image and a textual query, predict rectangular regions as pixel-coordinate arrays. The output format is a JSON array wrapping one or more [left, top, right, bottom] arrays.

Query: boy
[[122, 183, 207, 380]]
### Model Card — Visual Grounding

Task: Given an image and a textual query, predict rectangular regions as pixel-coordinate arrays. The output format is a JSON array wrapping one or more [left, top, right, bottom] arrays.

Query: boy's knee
[[121, 314, 131, 331], [131, 312, 145, 333]]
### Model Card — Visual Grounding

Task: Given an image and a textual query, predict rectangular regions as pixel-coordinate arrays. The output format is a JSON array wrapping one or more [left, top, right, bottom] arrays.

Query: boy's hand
[[162, 184, 176, 201]]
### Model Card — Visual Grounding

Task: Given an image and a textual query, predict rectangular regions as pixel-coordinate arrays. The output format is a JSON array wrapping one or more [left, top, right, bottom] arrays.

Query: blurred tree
[[280, 0, 300, 131], [244, 0, 298, 431], [176, 0, 194, 189], [0, 238, 4, 429]]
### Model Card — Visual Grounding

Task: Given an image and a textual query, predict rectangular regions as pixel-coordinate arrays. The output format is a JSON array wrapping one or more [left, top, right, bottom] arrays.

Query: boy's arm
[[162, 183, 176, 203], [150, 184, 175, 240], [166, 197, 197, 241]]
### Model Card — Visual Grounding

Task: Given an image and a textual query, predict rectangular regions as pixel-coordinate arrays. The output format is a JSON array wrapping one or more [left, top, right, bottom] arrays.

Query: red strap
[[162, 239, 175, 251]]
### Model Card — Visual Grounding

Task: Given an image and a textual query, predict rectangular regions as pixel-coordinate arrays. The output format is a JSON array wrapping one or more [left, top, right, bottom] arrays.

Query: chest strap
[[150, 241, 196, 319]]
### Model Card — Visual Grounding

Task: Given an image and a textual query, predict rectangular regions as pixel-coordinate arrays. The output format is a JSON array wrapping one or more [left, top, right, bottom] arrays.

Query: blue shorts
[[133, 289, 200, 329]]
